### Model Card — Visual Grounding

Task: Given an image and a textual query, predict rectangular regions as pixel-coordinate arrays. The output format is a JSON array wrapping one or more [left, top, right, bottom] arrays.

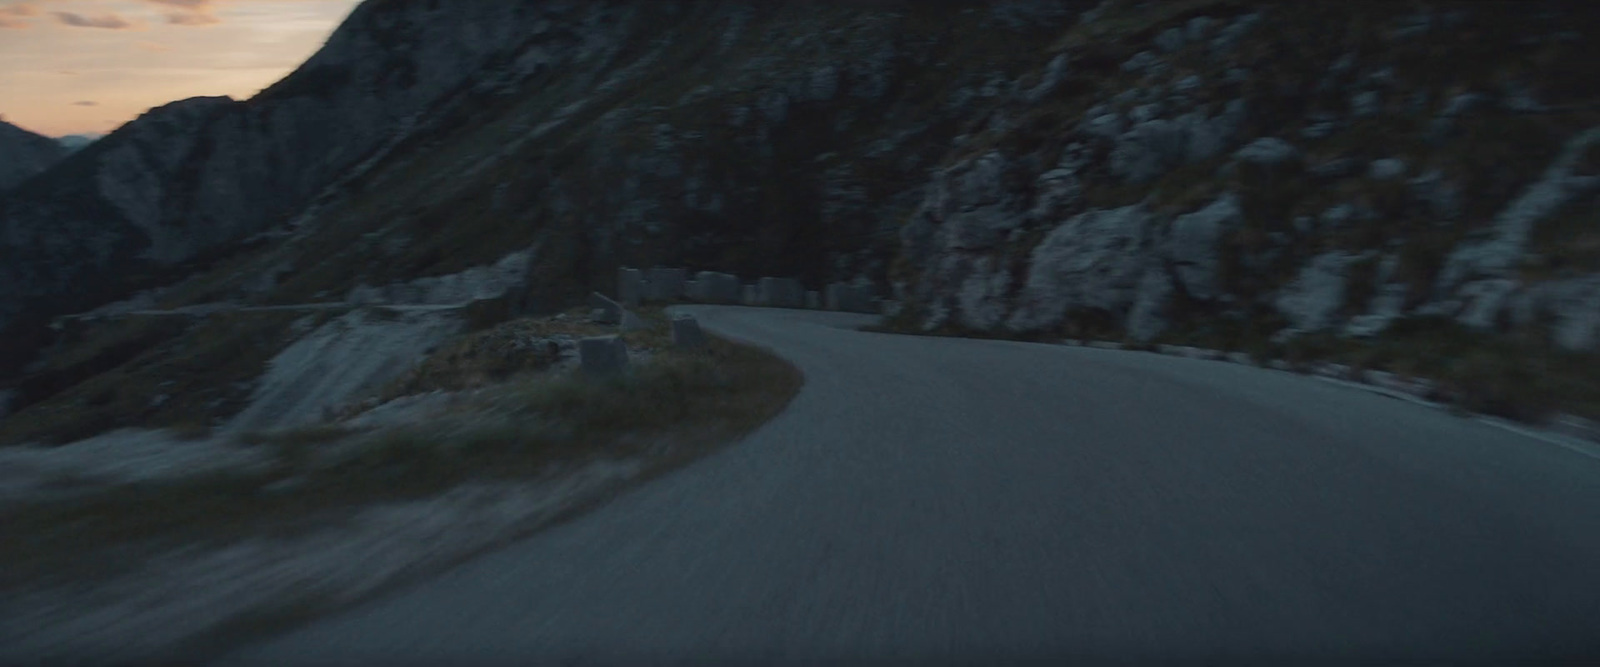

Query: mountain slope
[[4, 0, 1600, 444], [0, 0, 1089, 441], [0, 0, 636, 331], [0, 120, 68, 192]]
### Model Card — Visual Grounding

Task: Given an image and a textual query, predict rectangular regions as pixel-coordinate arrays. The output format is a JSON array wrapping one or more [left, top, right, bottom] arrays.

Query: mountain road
[[227, 305, 1600, 664]]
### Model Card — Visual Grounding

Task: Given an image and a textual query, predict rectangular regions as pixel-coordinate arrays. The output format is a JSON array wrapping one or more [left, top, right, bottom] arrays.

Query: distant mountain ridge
[[56, 135, 101, 153], [0, 0, 627, 330], [0, 120, 68, 192]]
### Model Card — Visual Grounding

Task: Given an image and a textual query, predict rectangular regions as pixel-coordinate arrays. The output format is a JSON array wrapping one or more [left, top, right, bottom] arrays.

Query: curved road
[[231, 306, 1600, 664]]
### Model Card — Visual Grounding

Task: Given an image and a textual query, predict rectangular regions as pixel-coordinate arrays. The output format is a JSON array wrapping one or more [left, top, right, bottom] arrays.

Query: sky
[[0, 0, 361, 137]]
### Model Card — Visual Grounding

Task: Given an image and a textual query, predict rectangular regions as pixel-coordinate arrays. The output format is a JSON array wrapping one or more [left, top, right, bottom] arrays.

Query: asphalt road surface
[[228, 306, 1600, 665]]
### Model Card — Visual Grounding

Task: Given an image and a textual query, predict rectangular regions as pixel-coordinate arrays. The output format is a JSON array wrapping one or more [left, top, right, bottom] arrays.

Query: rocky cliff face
[[895, 1, 1600, 358], [138, 2, 1088, 313], [0, 120, 67, 192]]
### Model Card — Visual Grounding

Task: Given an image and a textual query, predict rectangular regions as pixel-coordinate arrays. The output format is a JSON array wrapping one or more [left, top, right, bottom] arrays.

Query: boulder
[[1126, 268, 1174, 342], [1350, 90, 1382, 118], [1409, 170, 1463, 220], [1308, 157, 1361, 180], [957, 257, 1012, 330], [1435, 127, 1600, 292], [757, 277, 806, 308], [1081, 112, 1125, 141], [1233, 137, 1300, 166], [671, 315, 708, 349], [578, 336, 629, 376], [1163, 193, 1243, 300], [1456, 278, 1520, 330], [1369, 158, 1408, 181], [1344, 283, 1408, 338], [1111, 119, 1187, 184], [1007, 204, 1155, 332], [1275, 252, 1352, 332], [1155, 27, 1186, 53], [1121, 51, 1159, 73], [1023, 54, 1071, 103], [1549, 275, 1600, 351]]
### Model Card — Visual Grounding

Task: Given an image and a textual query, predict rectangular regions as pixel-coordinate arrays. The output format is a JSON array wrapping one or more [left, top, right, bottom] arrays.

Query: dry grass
[[0, 329, 801, 594], [0, 311, 315, 446]]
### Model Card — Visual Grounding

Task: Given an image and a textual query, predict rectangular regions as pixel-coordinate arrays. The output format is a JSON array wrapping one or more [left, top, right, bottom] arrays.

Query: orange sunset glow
[[0, 0, 360, 137]]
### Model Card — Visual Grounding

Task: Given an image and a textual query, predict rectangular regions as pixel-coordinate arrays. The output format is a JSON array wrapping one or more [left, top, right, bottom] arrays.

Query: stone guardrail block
[[758, 277, 805, 308], [672, 315, 708, 349], [579, 336, 629, 376]]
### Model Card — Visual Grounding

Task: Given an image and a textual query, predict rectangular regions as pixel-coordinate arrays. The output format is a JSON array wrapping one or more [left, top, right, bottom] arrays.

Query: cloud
[[52, 11, 137, 29], [134, 40, 171, 52], [143, 0, 220, 27], [164, 11, 218, 25], [0, 1, 37, 28], [145, 0, 213, 8], [73, 101, 98, 106]]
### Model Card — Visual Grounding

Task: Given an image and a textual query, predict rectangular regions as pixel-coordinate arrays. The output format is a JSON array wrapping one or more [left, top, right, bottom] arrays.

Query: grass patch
[[1271, 317, 1600, 422], [0, 333, 801, 595], [0, 312, 310, 445]]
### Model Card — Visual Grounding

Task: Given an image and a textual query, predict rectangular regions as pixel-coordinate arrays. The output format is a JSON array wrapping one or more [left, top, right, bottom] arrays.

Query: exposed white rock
[[1163, 193, 1243, 300], [1548, 275, 1600, 351], [1234, 137, 1300, 166], [1129, 103, 1164, 124], [224, 308, 463, 435], [1440, 92, 1489, 117], [1110, 120, 1187, 184], [1436, 126, 1600, 292], [1121, 51, 1159, 73], [1275, 252, 1352, 332], [1007, 205, 1154, 331], [1350, 91, 1381, 118], [1409, 169, 1463, 220], [932, 153, 1008, 243], [0, 430, 273, 504], [1126, 268, 1174, 341], [1344, 283, 1409, 338], [956, 257, 1012, 331], [1109, 106, 1247, 184], [1155, 27, 1187, 53], [1028, 167, 1083, 222], [1309, 157, 1361, 180], [1455, 278, 1520, 330], [347, 247, 535, 306], [1320, 203, 1357, 230], [1024, 54, 1071, 103], [1369, 158, 1408, 181]]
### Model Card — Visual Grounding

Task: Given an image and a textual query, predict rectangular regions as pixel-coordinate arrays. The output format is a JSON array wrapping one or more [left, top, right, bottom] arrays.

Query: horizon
[[0, 0, 361, 137]]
